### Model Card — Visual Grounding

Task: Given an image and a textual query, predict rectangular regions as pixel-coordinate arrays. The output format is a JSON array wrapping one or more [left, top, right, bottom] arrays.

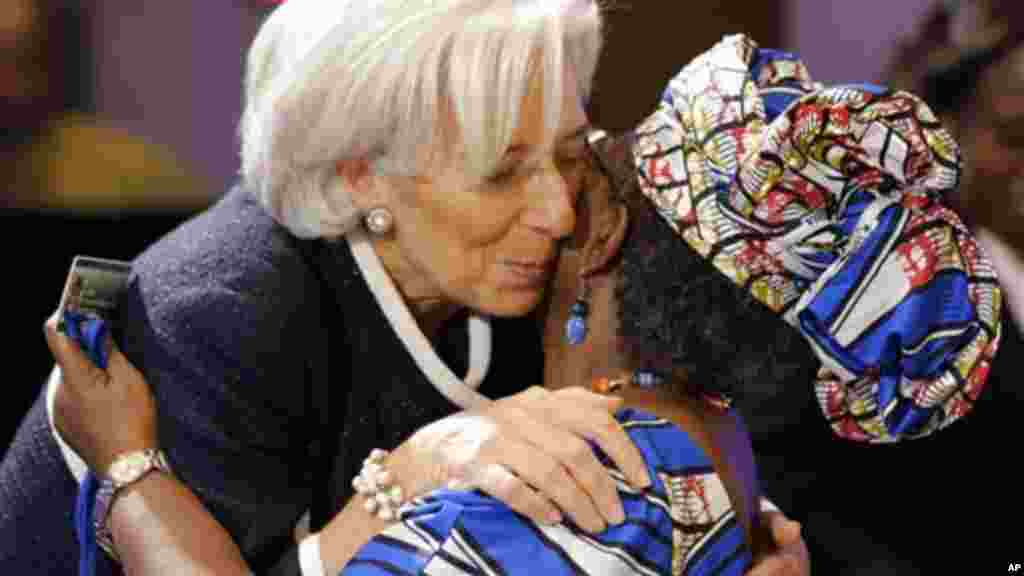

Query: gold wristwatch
[[93, 448, 173, 560]]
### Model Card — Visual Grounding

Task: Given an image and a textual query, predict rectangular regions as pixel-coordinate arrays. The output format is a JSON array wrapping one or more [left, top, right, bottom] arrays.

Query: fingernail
[[546, 509, 563, 525]]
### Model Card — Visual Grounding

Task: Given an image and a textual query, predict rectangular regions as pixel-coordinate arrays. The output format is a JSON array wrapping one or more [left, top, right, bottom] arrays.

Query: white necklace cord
[[345, 230, 493, 410]]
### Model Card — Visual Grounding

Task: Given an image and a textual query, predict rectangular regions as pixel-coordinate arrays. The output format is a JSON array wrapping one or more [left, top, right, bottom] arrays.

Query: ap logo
[[1010, 563, 1022, 573]]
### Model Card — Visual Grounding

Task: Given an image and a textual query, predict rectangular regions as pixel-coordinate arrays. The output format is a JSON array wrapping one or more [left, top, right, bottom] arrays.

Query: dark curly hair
[[589, 132, 820, 436]]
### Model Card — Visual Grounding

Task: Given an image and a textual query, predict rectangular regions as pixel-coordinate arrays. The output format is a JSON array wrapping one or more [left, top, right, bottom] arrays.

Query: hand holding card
[[47, 257, 161, 573], [56, 257, 131, 368]]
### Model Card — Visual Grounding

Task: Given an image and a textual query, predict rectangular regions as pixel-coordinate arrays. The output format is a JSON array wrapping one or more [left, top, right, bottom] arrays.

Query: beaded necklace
[[590, 370, 733, 412]]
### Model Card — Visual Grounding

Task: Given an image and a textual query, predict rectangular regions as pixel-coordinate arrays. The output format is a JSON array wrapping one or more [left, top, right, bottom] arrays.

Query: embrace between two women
[[3, 2, 1003, 575]]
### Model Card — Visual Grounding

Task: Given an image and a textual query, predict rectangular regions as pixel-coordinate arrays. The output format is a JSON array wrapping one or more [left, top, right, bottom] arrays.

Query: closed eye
[[487, 159, 541, 183]]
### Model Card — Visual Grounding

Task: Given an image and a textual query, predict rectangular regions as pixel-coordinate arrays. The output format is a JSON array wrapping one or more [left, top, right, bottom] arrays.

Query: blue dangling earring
[[565, 274, 590, 345]]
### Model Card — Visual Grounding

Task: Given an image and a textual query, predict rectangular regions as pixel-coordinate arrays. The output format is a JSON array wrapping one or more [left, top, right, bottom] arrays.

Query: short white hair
[[239, 0, 604, 239]]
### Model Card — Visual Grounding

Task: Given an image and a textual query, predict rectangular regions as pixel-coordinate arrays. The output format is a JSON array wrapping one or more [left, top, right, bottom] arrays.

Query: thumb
[[768, 512, 802, 546]]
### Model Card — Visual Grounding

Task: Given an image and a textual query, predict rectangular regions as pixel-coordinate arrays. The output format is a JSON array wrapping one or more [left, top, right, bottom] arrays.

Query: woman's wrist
[[318, 442, 438, 574], [95, 448, 174, 560], [94, 441, 159, 478], [385, 439, 434, 497], [107, 471, 250, 575], [318, 493, 395, 574], [351, 449, 407, 520], [108, 470, 174, 545]]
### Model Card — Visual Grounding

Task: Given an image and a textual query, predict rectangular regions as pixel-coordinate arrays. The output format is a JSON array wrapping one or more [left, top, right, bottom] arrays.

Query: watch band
[[92, 448, 173, 561]]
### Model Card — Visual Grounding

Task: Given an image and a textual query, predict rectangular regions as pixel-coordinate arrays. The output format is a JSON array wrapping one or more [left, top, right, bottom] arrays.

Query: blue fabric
[[342, 409, 752, 576], [761, 91, 801, 122], [62, 311, 109, 369], [751, 48, 801, 83], [60, 311, 108, 576], [75, 473, 100, 576], [64, 311, 110, 576]]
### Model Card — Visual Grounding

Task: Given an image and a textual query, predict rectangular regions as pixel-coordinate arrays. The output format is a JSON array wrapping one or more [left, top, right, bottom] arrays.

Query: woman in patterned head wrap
[[625, 35, 1001, 444]]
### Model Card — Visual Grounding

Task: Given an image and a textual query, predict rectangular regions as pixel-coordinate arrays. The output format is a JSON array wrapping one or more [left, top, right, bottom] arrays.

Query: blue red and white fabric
[[341, 409, 751, 576], [632, 34, 1003, 443]]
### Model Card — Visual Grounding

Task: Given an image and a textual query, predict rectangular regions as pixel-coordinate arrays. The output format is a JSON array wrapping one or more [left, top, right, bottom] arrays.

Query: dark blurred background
[[1, 1, 271, 449], [7, 1, 1024, 570]]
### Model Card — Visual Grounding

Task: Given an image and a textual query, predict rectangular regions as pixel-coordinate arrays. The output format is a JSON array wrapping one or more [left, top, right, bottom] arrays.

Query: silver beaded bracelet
[[351, 449, 406, 520]]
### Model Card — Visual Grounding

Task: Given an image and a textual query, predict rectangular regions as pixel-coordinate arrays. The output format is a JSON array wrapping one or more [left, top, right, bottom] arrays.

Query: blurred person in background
[[899, 0, 1024, 328], [0, 0, 205, 211]]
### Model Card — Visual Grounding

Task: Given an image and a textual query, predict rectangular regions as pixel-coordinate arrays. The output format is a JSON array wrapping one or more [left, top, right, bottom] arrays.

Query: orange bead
[[591, 376, 626, 395]]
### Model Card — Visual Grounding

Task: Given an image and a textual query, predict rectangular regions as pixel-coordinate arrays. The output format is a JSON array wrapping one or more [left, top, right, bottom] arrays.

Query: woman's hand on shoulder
[[44, 314, 158, 473], [392, 385, 651, 533]]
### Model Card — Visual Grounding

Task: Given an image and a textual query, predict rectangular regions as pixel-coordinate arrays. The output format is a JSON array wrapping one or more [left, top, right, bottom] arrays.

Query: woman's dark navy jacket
[[0, 185, 542, 574]]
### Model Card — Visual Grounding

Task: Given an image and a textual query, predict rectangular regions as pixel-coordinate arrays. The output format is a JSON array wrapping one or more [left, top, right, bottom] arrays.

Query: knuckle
[[446, 460, 473, 482], [507, 487, 548, 519], [525, 498, 556, 521], [493, 404, 526, 424], [487, 403, 519, 426], [564, 438, 596, 469], [503, 477, 533, 504], [444, 447, 482, 481], [538, 461, 566, 487], [483, 467, 526, 504]]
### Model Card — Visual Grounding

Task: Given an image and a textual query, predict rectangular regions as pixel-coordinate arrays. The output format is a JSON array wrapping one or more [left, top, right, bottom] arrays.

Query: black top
[[116, 185, 542, 574]]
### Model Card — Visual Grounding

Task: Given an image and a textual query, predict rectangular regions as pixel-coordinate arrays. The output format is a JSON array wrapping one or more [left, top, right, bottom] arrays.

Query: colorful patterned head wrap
[[632, 35, 1003, 443]]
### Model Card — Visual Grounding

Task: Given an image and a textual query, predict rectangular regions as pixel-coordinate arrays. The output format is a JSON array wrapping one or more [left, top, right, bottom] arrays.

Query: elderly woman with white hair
[[2, 0, 630, 565], [0, 1, 804, 575]]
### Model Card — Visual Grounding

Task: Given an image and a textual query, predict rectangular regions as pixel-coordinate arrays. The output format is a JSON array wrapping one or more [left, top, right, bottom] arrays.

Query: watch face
[[110, 452, 151, 484]]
